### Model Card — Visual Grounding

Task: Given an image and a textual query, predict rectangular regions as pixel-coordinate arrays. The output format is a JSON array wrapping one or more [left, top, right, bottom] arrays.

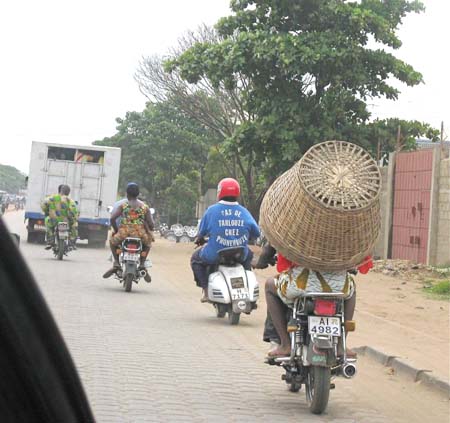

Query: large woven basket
[[259, 141, 381, 271]]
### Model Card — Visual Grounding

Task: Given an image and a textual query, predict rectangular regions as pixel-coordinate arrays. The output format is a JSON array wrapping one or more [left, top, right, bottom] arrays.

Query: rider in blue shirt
[[191, 178, 260, 302]]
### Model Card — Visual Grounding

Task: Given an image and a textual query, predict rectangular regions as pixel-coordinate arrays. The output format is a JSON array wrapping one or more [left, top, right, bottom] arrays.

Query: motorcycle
[[207, 246, 259, 325], [267, 290, 356, 415], [53, 221, 71, 260], [114, 237, 151, 292]]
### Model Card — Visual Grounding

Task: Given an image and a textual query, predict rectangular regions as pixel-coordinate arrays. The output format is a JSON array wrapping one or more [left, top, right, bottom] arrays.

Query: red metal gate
[[391, 150, 433, 263]]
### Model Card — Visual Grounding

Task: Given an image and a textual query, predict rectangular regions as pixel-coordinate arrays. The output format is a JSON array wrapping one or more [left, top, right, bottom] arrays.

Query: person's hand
[[194, 237, 206, 246]]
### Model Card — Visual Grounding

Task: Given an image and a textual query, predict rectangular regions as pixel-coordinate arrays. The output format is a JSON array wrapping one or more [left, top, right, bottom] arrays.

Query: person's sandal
[[200, 290, 209, 303]]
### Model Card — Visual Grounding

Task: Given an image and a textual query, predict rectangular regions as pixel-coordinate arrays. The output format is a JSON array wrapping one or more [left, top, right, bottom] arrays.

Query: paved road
[[3, 211, 449, 422]]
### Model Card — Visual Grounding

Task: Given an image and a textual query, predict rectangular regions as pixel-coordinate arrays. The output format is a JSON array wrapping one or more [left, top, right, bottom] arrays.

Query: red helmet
[[217, 178, 240, 200]]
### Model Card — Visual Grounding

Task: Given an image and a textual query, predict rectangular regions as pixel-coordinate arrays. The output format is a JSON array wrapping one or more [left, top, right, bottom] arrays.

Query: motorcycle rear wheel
[[124, 273, 133, 292], [306, 366, 331, 415], [57, 239, 65, 261]]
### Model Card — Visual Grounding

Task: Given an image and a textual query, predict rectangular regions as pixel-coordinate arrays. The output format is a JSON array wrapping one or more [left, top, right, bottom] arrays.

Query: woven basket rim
[[297, 140, 381, 212]]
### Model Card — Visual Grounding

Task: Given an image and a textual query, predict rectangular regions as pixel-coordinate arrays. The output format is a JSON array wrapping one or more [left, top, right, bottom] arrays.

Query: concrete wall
[[435, 158, 450, 266], [373, 166, 388, 259], [196, 188, 217, 218]]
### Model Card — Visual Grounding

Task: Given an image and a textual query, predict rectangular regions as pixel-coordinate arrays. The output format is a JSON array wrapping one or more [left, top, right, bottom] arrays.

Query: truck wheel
[[27, 232, 36, 243]]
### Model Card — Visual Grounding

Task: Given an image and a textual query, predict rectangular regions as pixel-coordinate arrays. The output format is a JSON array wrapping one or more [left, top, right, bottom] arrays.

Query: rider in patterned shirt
[[103, 183, 154, 281], [41, 184, 78, 249]]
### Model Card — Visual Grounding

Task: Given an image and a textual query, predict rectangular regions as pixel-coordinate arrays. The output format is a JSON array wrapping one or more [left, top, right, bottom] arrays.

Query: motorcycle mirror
[[150, 208, 155, 215]]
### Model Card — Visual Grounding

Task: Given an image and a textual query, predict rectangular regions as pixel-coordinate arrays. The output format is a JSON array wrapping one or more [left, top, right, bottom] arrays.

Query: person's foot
[[269, 340, 281, 352], [103, 264, 120, 279], [267, 345, 291, 358], [200, 290, 209, 303]]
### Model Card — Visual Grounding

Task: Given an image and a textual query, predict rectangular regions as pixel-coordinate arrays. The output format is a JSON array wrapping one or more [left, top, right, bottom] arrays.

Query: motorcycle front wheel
[[57, 238, 65, 261], [305, 366, 331, 415], [124, 273, 133, 292]]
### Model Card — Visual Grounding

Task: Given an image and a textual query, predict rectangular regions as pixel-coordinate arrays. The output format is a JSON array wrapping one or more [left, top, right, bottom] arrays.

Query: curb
[[354, 346, 450, 396]]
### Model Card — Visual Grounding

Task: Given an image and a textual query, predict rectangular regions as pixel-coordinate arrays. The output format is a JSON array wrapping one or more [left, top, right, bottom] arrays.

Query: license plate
[[231, 288, 249, 300], [58, 231, 69, 239], [231, 277, 245, 289], [123, 253, 140, 262], [308, 316, 341, 336]]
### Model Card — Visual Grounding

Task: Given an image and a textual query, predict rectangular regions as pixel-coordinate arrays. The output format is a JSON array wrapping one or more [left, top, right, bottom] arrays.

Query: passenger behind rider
[[41, 184, 78, 250], [103, 183, 154, 282], [255, 244, 372, 358], [191, 178, 260, 303]]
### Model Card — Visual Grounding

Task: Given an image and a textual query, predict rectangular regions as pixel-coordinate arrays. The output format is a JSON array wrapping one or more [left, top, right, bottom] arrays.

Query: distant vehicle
[[25, 141, 121, 246]]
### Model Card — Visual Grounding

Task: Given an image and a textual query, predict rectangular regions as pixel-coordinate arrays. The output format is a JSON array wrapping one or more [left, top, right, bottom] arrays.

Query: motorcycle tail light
[[126, 243, 139, 251], [314, 299, 336, 316]]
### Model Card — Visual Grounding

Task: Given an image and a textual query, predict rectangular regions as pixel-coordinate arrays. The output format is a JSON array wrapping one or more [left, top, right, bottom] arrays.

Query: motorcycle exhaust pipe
[[139, 269, 147, 278], [342, 363, 357, 379]]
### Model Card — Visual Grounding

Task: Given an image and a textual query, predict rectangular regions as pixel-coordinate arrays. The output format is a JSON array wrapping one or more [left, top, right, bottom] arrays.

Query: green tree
[[365, 118, 440, 161], [95, 100, 221, 224], [166, 0, 424, 179], [0, 164, 26, 194], [135, 26, 263, 216]]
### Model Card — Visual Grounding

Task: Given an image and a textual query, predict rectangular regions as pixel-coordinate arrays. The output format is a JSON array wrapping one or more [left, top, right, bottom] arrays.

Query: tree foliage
[[166, 0, 425, 176], [100, 1, 437, 222], [365, 118, 440, 161], [0, 164, 26, 194], [94, 100, 222, 224], [135, 26, 264, 216]]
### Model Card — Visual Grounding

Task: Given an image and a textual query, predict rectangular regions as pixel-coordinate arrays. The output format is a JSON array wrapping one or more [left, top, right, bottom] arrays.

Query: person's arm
[[41, 198, 49, 216], [69, 200, 79, 219], [195, 210, 210, 245], [247, 213, 261, 240], [144, 208, 154, 231], [110, 205, 123, 233]]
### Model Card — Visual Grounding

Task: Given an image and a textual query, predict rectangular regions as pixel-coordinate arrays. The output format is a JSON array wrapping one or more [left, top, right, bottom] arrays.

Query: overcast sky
[[0, 0, 448, 173]]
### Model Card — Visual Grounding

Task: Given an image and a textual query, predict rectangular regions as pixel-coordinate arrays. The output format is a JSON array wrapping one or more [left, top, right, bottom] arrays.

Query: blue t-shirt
[[198, 201, 260, 264]]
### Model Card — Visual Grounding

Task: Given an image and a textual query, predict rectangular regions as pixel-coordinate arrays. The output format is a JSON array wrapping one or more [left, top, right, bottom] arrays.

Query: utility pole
[[396, 125, 402, 152]]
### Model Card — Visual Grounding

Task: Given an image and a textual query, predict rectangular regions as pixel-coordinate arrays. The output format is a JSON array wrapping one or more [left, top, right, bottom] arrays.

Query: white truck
[[25, 141, 121, 246]]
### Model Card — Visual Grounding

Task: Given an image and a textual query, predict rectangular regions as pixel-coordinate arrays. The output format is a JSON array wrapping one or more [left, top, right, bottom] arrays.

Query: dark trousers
[[263, 312, 281, 344], [190, 248, 253, 290]]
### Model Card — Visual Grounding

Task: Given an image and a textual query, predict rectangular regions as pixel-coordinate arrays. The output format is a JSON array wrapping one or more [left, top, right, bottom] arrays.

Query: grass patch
[[423, 280, 450, 300]]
